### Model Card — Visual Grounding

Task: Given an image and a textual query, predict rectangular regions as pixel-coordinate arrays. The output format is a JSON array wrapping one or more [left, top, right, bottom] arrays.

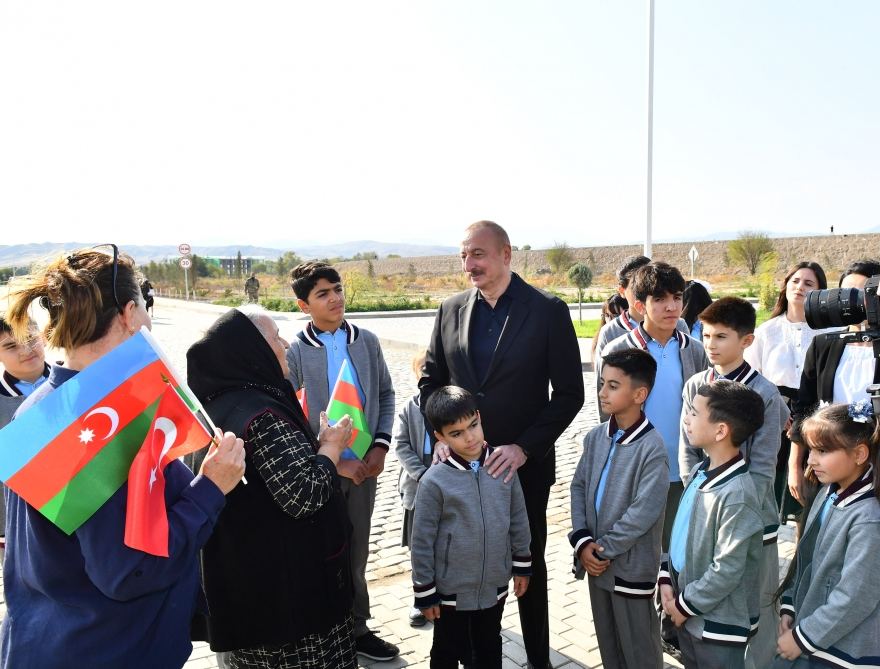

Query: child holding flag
[[286, 261, 398, 661]]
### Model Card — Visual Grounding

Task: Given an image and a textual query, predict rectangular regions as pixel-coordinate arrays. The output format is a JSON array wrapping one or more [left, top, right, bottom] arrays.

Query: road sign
[[179, 257, 192, 269], [688, 245, 699, 279], [178, 243, 191, 255]]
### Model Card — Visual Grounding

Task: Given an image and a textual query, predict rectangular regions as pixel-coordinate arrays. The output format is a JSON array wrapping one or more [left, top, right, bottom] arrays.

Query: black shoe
[[408, 607, 427, 628], [356, 631, 400, 661]]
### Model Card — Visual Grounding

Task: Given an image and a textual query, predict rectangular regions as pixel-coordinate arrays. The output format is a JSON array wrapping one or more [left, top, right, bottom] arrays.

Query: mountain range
[[0, 240, 459, 267]]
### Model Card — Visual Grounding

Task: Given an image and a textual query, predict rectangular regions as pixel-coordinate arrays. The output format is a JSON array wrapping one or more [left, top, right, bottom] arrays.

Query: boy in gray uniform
[[411, 386, 531, 669], [570, 349, 669, 669], [678, 297, 789, 668], [660, 381, 765, 669]]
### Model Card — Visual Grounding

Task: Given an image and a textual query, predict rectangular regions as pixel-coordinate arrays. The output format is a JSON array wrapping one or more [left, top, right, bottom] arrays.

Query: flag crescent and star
[[0, 330, 212, 557]]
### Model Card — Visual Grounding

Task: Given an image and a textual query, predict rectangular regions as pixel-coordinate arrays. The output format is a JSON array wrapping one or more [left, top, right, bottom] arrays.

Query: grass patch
[[572, 320, 602, 339]]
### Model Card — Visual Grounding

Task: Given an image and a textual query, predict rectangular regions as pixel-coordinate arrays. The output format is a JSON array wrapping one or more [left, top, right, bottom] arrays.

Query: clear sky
[[1, 1, 877, 251]]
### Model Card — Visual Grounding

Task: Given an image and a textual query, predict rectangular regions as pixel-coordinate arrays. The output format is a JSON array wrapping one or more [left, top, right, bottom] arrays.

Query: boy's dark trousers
[[430, 601, 505, 669]]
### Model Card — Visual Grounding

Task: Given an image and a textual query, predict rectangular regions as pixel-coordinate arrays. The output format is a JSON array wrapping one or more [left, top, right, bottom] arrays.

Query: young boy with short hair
[[659, 381, 765, 669], [570, 349, 669, 669], [285, 261, 399, 661], [0, 316, 53, 562], [678, 296, 789, 668], [412, 386, 531, 669], [595, 257, 689, 407]]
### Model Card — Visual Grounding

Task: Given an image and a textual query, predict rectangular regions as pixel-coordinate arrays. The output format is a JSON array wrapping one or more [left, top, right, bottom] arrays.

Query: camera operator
[[790, 259, 880, 508]]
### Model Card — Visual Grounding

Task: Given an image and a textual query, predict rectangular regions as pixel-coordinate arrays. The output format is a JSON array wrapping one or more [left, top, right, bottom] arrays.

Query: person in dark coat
[[187, 307, 356, 669]]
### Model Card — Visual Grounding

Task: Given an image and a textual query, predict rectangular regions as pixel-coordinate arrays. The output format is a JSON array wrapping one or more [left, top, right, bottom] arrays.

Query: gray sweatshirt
[[679, 363, 789, 535], [658, 454, 763, 647], [781, 469, 880, 667], [286, 321, 395, 449], [411, 446, 532, 611], [569, 414, 669, 597], [393, 395, 432, 510]]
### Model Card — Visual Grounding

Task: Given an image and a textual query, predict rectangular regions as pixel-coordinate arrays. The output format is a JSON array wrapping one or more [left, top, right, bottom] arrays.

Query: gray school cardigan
[[569, 414, 669, 598], [286, 321, 395, 449], [411, 447, 532, 611], [781, 469, 880, 668], [393, 395, 432, 510], [598, 325, 708, 422], [658, 454, 763, 647], [679, 363, 789, 538]]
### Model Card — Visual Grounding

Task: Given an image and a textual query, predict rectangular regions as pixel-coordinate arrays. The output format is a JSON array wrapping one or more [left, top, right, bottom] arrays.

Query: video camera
[[805, 275, 880, 333]]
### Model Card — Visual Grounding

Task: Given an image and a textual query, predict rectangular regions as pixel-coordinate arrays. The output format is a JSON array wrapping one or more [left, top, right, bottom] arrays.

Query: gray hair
[[236, 304, 274, 338]]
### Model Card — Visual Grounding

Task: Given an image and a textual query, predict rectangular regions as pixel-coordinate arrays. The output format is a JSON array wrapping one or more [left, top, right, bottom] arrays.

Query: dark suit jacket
[[793, 331, 880, 426], [419, 273, 584, 489]]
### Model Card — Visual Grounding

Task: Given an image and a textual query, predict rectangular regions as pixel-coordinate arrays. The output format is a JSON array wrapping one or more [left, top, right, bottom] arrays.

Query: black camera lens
[[804, 287, 866, 329]]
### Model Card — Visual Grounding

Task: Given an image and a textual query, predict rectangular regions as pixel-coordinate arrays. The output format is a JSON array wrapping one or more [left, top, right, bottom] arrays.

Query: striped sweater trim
[[569, 528, 594, 556], [657, 562, 673, 588], [696, 453, 749, 492], [675, 592, 701, 618], [616, 311, 637, 332], [606, 412, 655, 444], [613, 577, 655, 599], [496, 585, 509, 602], [443, 444, 492, 471], [833, 466, 875, 509], [296, 320, 359, 348], [413, 582, 440, 608], [0, 364, 51, 397], [707, 361, 759, 386], [791, 625, 880, 667], [763, 524, 779, 545], [627, 324, 690, 351], [792, 627, 880, 668], [701, 620, 752, 647], [512, 553, 532, 576]]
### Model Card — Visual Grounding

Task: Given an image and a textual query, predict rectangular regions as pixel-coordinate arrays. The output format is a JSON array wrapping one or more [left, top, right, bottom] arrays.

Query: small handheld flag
[[326, 359, 372, 459], [125, 385, 213, 556], [0, 330, 212, 538]]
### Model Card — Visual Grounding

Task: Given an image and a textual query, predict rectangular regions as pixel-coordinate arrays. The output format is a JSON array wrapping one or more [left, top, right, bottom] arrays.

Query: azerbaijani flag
[[326, 359, 372, 459], [125, 385, 212, 556], [0, 330, 210, 536]]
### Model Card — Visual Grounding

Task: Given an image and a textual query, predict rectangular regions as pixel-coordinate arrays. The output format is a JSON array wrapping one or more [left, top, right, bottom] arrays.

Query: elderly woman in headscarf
[[187, 306, 357, 669]]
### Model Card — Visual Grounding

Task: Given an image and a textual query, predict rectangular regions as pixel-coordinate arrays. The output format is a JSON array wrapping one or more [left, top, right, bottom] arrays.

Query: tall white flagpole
[[645, 0, 655, 259]]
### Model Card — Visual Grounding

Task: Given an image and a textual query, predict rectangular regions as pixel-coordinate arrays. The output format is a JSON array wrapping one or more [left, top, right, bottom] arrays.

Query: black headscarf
[[186, 309, 314, 442]]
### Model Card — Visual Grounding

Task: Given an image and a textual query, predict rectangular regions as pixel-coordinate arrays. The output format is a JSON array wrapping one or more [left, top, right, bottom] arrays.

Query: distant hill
[[0, 240, 457, 267]]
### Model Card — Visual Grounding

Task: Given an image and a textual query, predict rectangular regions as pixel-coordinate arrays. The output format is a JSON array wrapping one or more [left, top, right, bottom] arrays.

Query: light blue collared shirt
[[670, 470, 707, 572], [595, 429, 625, 513], [819, 491, 839, 526], [644, 335, 685, 481], [14, 375, 49, 397], [317, 328, 366, 460]]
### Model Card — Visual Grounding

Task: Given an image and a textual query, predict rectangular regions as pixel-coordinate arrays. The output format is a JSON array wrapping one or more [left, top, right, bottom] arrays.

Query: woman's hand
[[788, 441, 806, 504], [200, 430, 246, 494], [317, 412, 353, 464]]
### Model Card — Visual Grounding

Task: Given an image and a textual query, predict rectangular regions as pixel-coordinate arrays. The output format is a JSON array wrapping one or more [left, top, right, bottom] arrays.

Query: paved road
[[2, 297, 795, 668]]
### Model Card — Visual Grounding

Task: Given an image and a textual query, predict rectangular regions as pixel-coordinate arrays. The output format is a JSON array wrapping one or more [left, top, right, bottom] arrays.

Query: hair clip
[[848, 398, 874, 424]]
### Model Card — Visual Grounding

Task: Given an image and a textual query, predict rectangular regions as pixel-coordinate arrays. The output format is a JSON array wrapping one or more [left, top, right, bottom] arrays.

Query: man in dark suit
[[419, 221, 584, 669]]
